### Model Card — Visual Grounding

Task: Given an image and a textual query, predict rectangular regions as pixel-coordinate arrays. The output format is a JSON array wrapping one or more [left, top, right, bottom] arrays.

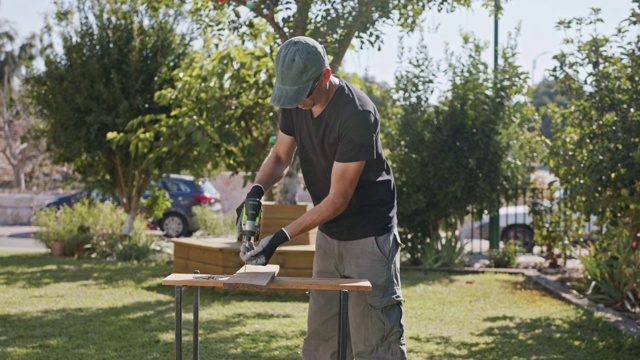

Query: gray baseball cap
[[270, 36, 328, 108]]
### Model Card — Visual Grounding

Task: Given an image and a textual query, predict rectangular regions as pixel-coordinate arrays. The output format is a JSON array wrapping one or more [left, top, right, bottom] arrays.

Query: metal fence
[[460, 186, 600, 254]]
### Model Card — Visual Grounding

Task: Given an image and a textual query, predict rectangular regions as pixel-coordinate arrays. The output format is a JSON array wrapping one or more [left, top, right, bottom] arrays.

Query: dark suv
[[153, 174, 222, 238]]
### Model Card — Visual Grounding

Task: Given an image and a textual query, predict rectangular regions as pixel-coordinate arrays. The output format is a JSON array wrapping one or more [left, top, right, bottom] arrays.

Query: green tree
[[153, 16, 279, 184], [0, 18, 39, 190], [193, 0, 483, 70], [549, 6, 640, 244], [180, 0, 488, 203], [531, 78, 568, 138], [29, 0, 190, 234], [390, 32, 541, 264]]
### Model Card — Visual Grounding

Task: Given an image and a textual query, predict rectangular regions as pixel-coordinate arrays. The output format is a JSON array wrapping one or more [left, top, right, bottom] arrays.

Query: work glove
[[235, 184, 265, 239], [240, 228, 290, 265]]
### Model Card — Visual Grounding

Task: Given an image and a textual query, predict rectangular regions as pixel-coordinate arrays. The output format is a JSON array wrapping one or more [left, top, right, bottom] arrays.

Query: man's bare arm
[[253, 130, 297, 191], [283, 160, 365, 239]]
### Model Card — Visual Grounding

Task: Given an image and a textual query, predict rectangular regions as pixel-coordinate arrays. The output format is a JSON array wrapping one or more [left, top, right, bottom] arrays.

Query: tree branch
[[292, 0, 312, 36], [330, 0, 371, 71], [1, 143, 17, 166], [230, 0, 288, 42]]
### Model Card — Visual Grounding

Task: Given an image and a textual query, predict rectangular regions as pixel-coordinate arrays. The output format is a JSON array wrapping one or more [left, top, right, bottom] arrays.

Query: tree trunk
[[14, 165, 25, 191], [121, 193, 141, 236], [122, 209, 137, 236], [277, 153, 301, 205]]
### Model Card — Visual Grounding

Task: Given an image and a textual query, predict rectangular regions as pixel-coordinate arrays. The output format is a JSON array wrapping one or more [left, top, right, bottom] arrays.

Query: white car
[[471, 201, 599, 253], [472, 205, 535, 252]]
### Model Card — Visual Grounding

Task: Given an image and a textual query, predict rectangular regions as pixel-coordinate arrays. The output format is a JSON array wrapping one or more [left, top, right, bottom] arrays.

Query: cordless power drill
[[240, 198, 262, 254]]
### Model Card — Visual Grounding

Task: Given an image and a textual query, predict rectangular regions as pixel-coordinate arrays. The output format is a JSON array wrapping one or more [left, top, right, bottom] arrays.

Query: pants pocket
[[374, 231, 401, 261], [363, 293, 405, 356]]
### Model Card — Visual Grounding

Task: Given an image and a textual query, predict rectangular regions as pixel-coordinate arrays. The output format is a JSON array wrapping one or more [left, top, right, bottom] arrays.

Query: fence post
[[489, 214, 499, 250]]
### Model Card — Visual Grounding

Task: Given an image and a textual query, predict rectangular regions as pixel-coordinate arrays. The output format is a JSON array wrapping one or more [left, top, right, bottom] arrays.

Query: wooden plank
[[223, 272, 276, 292], [173, 257, 224, 275], [260, 202, 315, 246], [222, 264, 280, 292], [234, 264, 281, 275], [171, 238, 315, 281], [277, 268, 313, 278], [162, 273, 372, 292], [261, 202, 309, 219], [271, 250, 315, 268], [269, 277, 372, 291], [163, 273, 229, 287]]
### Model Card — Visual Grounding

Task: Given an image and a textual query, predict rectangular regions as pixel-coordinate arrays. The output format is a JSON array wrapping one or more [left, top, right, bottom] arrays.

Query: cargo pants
[[302, 229, 407, 360]]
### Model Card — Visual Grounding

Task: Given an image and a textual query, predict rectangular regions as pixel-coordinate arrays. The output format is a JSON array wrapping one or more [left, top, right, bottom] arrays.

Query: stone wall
[[0, 194, 57, 225]]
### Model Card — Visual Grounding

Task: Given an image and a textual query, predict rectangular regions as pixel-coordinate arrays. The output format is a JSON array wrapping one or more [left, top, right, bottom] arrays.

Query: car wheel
[[501, 225, 534, 253], [160, 213, 188, 238]]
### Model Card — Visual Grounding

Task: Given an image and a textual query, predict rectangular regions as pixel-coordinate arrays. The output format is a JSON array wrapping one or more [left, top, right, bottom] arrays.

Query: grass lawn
[[1, 251, 638, 359]]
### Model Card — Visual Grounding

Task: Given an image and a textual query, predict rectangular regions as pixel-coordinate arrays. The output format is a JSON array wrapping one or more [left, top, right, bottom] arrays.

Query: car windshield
[[199, 179, 220, 198]]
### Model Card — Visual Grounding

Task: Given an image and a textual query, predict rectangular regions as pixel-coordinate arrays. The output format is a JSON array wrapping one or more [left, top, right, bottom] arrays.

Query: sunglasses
[[306, 72, 323, 98]]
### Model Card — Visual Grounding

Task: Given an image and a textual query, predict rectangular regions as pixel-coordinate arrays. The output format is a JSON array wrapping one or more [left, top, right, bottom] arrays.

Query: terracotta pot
[[49, 241, 64, 257]]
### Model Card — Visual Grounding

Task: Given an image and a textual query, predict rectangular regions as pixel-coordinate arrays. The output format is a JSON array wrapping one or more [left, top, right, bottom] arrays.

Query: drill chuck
[[242, 197, 262, 241]]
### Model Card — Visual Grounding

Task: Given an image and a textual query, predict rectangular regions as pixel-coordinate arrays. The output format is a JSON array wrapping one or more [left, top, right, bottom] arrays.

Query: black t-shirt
[[279, 76, 397, 240]]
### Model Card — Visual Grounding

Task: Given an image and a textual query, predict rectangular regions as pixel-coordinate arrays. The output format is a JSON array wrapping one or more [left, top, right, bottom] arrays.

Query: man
[[239, 36, 406, 359]]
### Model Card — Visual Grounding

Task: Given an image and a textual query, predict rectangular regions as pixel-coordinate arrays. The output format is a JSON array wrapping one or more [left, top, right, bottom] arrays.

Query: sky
[[341, 0, 635, 85], [1, 0, 635, 86]]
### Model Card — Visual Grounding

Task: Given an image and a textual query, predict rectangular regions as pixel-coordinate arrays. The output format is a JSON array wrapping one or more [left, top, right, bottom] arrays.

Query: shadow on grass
[[0, 296, 306, 360], [408, 312, 640, 359], [0, 299, 175, 359], [189, 310, 307, 359], [3, 254, 450, 292], [0, 253, 312, 302], [0, 253, 175, 294], [401, 269, 467, 289], [2, 253, 639, 359]]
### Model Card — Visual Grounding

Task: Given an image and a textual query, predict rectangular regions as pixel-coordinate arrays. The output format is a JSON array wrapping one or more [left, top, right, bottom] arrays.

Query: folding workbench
[[163, 266, 372, 360]]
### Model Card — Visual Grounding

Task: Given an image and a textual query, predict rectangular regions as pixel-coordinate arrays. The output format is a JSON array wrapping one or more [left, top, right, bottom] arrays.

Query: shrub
[[192, 206, 236, 237], [530, 184, 586, 267], [62, 233, 93, 257], [420, 231, 467, 268], [141, 186, 171, 220], [110, 234, 161, 262], [575, 226, 640, 312], [32, 200, 160, 261], [488, 241, 519, 268], [32, 206, 77, 248]]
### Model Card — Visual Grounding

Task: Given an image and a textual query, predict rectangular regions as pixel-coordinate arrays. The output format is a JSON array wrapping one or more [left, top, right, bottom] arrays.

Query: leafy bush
[[110, 235, 161, 262], [389, 31, 540, 264], [33, 200, 160, 261], [141, 186, 171, 220], [32, 206, 79, 248], [575, 226, 639, 312], [488, 241, 519, 268], [192, 206, 236, 237], [62, 233, 93, 257], [420, 232, 467, 268], [530, 184, 584, 267]]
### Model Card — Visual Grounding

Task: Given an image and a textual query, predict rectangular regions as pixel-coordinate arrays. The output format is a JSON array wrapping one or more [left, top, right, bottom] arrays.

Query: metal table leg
[[175, 285, 183, 360], [338, 290, 349, 360], [193, 279, 200, 360], [175, 271, 201, 360]]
